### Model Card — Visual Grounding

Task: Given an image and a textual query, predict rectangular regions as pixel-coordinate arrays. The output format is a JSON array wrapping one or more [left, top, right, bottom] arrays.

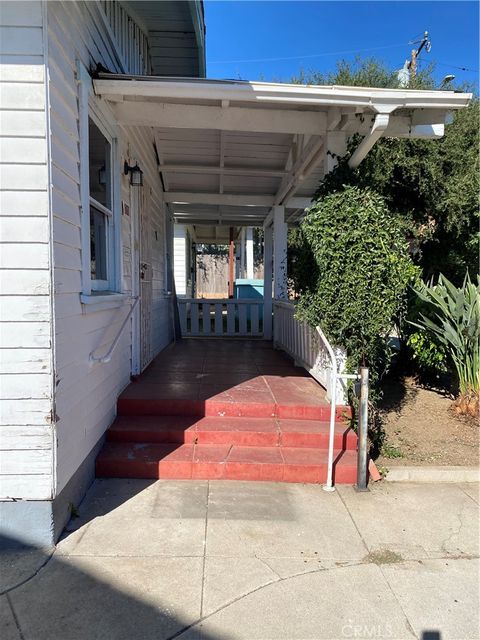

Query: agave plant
[[410, 273, 480, 417]]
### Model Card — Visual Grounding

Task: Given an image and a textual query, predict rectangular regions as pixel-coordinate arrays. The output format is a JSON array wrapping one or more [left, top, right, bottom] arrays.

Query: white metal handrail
[[315, 325, 359, 492], [273, 299, 359, 490], [89, 297, 140, 365]]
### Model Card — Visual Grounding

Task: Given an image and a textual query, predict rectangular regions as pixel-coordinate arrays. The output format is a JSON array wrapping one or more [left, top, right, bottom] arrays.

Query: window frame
[[78, 62, 121, 297]]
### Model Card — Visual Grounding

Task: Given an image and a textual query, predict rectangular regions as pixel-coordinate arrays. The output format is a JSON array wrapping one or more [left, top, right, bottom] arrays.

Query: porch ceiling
[[94, 74, 471, 227]]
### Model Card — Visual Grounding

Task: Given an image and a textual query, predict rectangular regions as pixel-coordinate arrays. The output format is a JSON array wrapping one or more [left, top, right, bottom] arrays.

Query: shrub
[[406, 330, 449, 378], [410, 274, 480, 416], [404, 295, 449, 381], [297, 185, 418, 395]]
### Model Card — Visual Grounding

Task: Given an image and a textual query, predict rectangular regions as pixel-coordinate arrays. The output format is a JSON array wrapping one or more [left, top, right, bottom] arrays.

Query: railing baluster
[[272, 299, 347, 401], [239, 303, 247, 335], [179, 301, 187, 336], [226, 301, 235, 335], [251, 303, 259, 335], [202, 303, 211, 335], [191, 302, 199, 335], [214, 303, 223, 335]]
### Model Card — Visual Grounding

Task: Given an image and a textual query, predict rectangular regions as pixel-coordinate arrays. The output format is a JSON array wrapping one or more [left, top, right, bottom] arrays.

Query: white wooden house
[[0, 0, 470, 546], [0, 0, 206, 546]]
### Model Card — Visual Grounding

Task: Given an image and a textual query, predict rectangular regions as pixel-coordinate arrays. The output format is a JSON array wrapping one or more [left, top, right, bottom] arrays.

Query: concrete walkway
[[1, 480, 479, 640]]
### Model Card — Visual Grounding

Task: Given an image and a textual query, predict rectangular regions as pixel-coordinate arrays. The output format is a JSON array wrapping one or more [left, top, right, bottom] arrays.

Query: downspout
[[348, 113, 390, 169]]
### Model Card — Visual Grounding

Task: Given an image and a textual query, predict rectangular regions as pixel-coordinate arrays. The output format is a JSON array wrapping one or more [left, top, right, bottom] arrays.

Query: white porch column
[[240, 227, 246, 277], [273, 205, 288, 299], [235, 240, 241, 279], [325, 131, 348, 174], [263, 223, 273, 340], [246, 227, 254, 279]]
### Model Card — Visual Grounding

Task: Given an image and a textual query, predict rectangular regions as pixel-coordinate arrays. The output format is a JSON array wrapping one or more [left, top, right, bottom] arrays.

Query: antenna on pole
[[408, 31, 431, 79]]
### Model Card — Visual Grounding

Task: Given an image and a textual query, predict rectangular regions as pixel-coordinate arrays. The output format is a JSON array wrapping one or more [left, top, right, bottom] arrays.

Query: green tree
[[293, 58, 479, 285]]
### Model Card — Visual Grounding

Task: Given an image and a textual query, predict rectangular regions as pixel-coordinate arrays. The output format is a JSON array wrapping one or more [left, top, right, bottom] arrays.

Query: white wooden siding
[[0, 1, 54, 500], [47, 2, 172, 494]]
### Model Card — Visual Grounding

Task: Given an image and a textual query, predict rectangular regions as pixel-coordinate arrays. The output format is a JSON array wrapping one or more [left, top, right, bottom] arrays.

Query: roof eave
[[94, 75, 472, 111]]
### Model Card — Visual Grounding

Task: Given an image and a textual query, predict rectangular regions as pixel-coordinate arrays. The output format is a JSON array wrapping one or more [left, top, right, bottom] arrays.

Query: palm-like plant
[[410, 274, 480, 416]]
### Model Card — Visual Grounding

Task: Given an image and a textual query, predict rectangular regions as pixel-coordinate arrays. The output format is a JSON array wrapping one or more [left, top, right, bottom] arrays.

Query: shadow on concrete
[[61, 478, 157, 538], [0, 533, 216, 640], [59, 477, 297, 551]]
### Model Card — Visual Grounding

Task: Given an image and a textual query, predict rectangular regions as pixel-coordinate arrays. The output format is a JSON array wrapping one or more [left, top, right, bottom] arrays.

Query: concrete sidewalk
[[1, 480, 479, 640]]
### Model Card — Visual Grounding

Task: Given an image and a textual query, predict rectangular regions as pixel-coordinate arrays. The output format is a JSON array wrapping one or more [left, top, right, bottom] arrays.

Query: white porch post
[[273, 205, 288, 300], [235, 240, 241, 279], [325, 131, 348, 174], [246, 227, 254, 279], [240, 227, 246, 277], [263, 223, 273, 340]]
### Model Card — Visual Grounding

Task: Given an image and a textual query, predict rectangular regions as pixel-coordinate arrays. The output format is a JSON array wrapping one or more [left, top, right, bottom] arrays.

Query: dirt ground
[[376, 376, 479, 468]]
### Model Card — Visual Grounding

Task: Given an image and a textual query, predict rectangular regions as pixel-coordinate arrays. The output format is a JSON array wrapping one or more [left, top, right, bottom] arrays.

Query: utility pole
[[408, 31, 431, 79], [409, 48, 417, 79]]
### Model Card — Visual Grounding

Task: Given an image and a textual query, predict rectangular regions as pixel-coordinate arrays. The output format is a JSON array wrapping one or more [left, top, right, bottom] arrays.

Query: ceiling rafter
[[219, 130, 225, 194], [157, 163, 287, 178]]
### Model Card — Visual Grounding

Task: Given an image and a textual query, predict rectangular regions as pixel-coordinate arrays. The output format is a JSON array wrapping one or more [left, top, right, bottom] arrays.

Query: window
[[88, 118, 112, 290], [78, 62, 120, 298]]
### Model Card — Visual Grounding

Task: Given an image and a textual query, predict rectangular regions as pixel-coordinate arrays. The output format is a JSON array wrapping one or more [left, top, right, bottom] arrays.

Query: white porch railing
[[178, 298, 264, 337], [273, 300, 348, 405], [273, 300, 361, 491]]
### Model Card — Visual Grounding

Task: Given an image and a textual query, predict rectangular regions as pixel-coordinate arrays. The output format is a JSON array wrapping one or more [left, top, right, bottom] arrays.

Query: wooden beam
[[154, 132, 170, 191], [159, 163, 287, 178], [219, 130, 225, 194], [286, 196, 312, 209], [164, 192, 273, 207], [174, 217, 265, 227], [277, 137, 325, 205], [164, 192, 312, 209], [111, 101, 327, 135], [349, 113, 390, 169]]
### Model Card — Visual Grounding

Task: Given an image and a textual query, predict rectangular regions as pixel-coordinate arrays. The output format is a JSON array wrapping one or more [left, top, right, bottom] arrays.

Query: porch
[[91, 76, 467, 486], [93, 76, 466, 351], [96, 338, 357, 484]]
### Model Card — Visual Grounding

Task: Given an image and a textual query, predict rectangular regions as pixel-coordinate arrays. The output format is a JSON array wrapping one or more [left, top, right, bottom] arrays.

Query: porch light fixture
[[124, 161, 144, 187]]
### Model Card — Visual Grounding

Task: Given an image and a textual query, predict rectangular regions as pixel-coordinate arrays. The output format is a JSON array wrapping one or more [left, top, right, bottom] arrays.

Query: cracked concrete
[[1, 479, 478, 640]]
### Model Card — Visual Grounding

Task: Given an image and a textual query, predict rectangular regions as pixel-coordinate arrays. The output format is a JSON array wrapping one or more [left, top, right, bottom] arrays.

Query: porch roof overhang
[[94, 74, 471, 227]]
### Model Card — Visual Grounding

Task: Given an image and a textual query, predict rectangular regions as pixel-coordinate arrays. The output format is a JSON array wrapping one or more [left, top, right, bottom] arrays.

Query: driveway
[[1, 480, 478, 640]]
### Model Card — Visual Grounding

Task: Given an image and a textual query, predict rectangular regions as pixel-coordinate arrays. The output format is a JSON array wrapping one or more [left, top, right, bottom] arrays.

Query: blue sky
[[204, 1, 479, 88]]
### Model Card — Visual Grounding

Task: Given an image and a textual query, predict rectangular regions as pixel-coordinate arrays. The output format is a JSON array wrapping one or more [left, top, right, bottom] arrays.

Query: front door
[[139, 187, 153, 370], [131, 186, 153, 373]]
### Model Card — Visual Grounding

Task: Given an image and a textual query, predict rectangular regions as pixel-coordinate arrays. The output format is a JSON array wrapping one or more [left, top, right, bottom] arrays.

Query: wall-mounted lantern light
[[124, 161, 143, 187]]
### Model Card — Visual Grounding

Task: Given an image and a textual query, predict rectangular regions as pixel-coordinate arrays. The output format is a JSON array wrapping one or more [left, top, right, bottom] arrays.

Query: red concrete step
[[116, 374, 352, 421], [117, 396, 350, 421], [95, 442, 358, 484], [106, 415, 357, 450]]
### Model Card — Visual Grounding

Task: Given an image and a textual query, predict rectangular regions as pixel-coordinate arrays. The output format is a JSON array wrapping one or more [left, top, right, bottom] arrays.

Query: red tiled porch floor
[[96, 339, 358, 484]]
